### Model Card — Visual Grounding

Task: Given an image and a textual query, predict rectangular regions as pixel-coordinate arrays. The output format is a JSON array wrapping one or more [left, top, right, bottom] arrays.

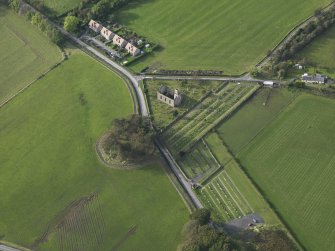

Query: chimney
[[174, 89, 179, 99]]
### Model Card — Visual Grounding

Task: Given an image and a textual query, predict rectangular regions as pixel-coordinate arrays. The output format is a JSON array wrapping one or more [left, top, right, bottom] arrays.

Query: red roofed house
[[113, 35, 127, 48], [88, 20, 102, 32], [100, 27, 115, 41], [125, 43, 140, 56]]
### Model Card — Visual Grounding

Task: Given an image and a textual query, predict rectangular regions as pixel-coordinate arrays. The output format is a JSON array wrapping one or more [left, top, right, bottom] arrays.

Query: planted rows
[[199, 170, 253, 220]]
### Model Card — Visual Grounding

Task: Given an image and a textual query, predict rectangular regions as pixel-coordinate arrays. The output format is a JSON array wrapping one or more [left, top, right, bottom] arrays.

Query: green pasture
[[0, 5, 62, 106], [298, 25, 335, 70], [117, 0, 329, 74], [239, 94, 335, 251], [216, 88, 299, 154], [0, 54, 188, 251]]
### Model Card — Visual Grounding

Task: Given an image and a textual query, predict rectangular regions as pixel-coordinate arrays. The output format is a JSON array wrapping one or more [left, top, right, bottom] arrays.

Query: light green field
[[0, 54, 188, 251], [117, 0, 328, 74], [299, 25, 335, 69], [216, 88, 299, 154], [239, 94, 335, 251], [39, 0, 81, 15], [0, 5, 62, 106]]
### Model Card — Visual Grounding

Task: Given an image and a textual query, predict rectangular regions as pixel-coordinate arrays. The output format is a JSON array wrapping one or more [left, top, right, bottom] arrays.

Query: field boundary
[[0, 54, 66, 109], [215, 132, 305, 251]]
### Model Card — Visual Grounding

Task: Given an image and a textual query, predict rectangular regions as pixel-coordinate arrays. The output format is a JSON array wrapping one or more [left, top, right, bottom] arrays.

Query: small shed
[[263, 81, 274, 87]]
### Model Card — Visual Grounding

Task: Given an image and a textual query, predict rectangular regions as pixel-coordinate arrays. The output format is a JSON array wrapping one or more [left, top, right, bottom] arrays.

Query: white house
[[100, 27, 114, 41], [125, 43, 140, 56], [301, 73, 326, 84], [113, 35, 127, 47], [88, 20, 102, 32]]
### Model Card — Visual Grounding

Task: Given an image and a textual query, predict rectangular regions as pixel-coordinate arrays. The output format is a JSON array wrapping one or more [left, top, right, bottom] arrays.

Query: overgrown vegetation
[[178, 209, 296, 251], [258, 4, 335, 79], [102, 114, 155, 162]]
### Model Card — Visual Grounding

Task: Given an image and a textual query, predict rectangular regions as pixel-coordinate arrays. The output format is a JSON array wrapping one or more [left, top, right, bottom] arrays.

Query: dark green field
[[117, 0, 328, 74], [0, 53, 188, 251], [239, 94, 335, 251]]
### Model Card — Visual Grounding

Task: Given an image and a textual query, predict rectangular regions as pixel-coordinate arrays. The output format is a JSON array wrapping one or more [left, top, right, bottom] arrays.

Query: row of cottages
[[89, 19, 140, 56]]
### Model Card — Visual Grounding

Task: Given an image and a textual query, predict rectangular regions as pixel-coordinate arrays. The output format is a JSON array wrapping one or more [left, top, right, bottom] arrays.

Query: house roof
[[89, 20, 102, 31], [100, 27, 114, 39], [125, 43, 140, 53], [302, 74, 325, 82]]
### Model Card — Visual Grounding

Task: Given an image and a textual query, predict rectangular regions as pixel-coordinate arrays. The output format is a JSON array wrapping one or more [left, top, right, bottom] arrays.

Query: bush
[[63, 15, 80, 33]]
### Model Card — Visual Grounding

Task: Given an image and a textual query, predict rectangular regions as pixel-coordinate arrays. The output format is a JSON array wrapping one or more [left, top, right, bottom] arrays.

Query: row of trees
[[70, 0, 132, 24], [7, 0, 64, 45], [102, 114, 155, 161], [256, 4, 335, 79], [178, 209, 297, 251]]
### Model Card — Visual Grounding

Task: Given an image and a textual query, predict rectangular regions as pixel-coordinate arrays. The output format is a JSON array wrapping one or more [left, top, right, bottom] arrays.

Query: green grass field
[[196, 132, 280, 224], [0, 53, 188, 251], [117, 0, 328, 74], [239, 94, 335, 251], [39, 0, 81, 15], [299, 25, 335, 69], [0, 5, 62, 106], [216, 88, 299, 154]]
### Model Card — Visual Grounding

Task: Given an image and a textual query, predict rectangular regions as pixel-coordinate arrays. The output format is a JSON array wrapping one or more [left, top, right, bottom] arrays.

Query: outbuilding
[[263, 81, 275, 87]]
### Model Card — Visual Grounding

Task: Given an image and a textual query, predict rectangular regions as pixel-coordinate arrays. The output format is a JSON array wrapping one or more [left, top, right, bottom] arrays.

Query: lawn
[[298, 25, 335, 69], [117, 0, 329, 74], [0, 5, 62, 106], [238, 94, 335, 251], [0, 53, 188, 251], [216, 88, 299, 154]]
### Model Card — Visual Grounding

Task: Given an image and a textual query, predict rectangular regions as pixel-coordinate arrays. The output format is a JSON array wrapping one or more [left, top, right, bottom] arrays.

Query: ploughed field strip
[[198, 170, 253, 221], [177, 138, 221, 182], [162, 83, 260, 155]]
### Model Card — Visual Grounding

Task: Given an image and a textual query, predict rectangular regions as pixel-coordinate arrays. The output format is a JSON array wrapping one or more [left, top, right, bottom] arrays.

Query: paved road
[[155, 139, 203, 208], [55, 26, 148, 116], [140, 74, 269, 83], [0, 245, 21, 251]]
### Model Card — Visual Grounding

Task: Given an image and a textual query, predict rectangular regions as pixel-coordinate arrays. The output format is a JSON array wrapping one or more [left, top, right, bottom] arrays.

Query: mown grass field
[[0, 54, 188, 251], [216, 88, 299, 154], [239, 94, 335, 251], [198, 132, 280, 225], [299, 25, 335, 69], [0, 5, 62, 106], [117, 0, 329, 74]]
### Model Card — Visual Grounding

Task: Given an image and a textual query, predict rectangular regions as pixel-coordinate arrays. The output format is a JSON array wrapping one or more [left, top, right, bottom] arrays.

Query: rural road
[[155, 139, 203, 208], [0, 245, 21, 251]]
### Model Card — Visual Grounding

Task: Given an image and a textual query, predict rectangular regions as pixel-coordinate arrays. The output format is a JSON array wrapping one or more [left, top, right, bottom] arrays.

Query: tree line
[[253, 4, 335, 79], [6, 0, 64, 45]]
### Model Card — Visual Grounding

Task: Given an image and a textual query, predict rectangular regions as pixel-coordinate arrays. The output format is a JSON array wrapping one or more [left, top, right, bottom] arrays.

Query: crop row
[[199, 171, 253, 220]]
